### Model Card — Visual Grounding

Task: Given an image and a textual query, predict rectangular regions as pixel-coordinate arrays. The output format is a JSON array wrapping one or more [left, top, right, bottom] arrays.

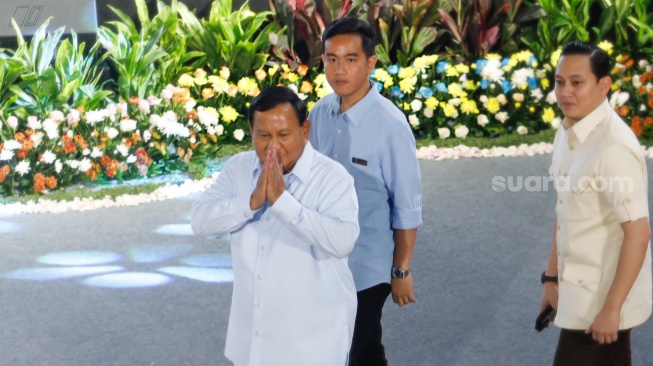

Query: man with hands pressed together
[[540, 41, 652, 366], [191, 86, 359, 366]]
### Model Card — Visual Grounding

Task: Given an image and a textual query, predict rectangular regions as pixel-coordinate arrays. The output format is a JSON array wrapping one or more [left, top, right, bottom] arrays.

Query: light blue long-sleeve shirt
[[309, 84, 423, 291]]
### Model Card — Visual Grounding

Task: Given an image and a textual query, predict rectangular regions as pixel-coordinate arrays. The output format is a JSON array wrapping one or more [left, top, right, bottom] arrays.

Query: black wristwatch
[[541, 271, 558, 284], [391, 267, 410, 279]]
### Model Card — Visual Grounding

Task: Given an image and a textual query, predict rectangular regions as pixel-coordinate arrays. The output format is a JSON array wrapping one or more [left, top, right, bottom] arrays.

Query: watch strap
[[541, 271, 558, 284]]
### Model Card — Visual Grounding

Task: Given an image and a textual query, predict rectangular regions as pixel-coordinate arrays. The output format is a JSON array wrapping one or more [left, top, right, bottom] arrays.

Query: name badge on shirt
[[352, 157, 367, 166]]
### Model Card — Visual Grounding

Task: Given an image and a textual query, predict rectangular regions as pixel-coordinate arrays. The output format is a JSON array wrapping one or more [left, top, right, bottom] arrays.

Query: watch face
[[392, 268, 406, 278]]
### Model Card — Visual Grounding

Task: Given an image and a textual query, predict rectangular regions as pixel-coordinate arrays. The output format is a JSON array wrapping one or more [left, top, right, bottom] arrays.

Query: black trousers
[[553, 328, 632, 366], [348, 283, 392, 366]]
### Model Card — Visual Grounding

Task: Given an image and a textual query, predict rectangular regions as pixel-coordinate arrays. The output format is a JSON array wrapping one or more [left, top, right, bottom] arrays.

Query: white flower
[[85, 109, 109, 125], [612, 91, 630, 107], [497, 94, 508, 105], [55, 160, 63, 174], [161, 88, 173, 101], [67, 110, 81, 124], [641, 104, 647, 112], [517, 125, 529, 135], [50, 110, 64, 121], [437, 128, 450, 139], [163, 111, 177, 122], [0, 149, 14, 161], [147, 95, 162, 106], [90, 147, 103, 158], [448, 98, 461, 106], [477, 114, 489, 127], [551, 117, 562, 129], [510, 68, 535, 89], [27, 116, 41, 129], [454, 125, 469, 139], [513, 93, 524, 102], [138, 100, 151, 114], [66, 130, 73, 138], [143, 130, 152, 143], [408, 114, 420, 127], [479, 59, 505, 83], [116, 144, 129, 157], [120, 119, 138, 132], [546, 91, 557, 105], [410, 99, 423, 112], [185, 100, 197, 113], [479, 95, 488, 103], [79, 158, 93, 172], [6, 116, 18, 129], [127, 155, 137, 164], [423, 108, 434, 118], [198, 109, 219, 127], [3, 139, 21, 150], [41, 150, 57, 164], [287, 84, 299, 94], [215, 125, 224, 136], [530, 88, 543, 101], [632, 75, 642, 88], [31, 132, 44, 148], [495, 111, 509, 123], [233, 129, 245, 141], [83, 148, 91, 156], [107, 128, 119, 140], [16, 161, 30, 176]]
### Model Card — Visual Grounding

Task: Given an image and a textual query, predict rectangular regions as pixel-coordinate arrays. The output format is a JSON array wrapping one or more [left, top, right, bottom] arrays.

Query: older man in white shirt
[[191, 86, 359, 366], [540, 41, 652, 366]]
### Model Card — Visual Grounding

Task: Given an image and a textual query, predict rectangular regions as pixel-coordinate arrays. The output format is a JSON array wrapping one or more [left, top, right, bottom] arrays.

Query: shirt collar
[[251, 141, 314, 186], [328, 80, 378, 126], [562, 98, 610, 144]]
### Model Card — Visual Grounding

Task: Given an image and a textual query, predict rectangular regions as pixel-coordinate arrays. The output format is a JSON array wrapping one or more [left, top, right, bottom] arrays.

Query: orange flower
[[33, 173, 46, 193], [297, 64, 309, 77], [617, 105, 630, 117], [63, 143, 77, 154], [300, 81, 313, 94], [645, 117, 653, 127], [194, 68, 207, 79], [0, 165, 9, 183], [187, 110, 198, 122], [74, 134, 88, 150], [648, 99, 653, 109], [45, 176, 57, 189], [123, 138, 132, 149], [100, 155, 112, 167], [129, 96, 139, 105], [631, 116, 643, 138], [255, 69, 267, 81], [85, 168, 98, 181], [105, 159, 118, 178], [14, 132, 26, 143], [131, 132, 141, 145], [201, 87, 214, 99], [16, 150, 28, 159]]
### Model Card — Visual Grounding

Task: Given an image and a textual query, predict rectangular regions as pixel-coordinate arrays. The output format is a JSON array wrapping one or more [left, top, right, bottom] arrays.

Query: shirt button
[[334, 154, 338, 159], [257, 274, 262, 280], [571, 187, 577, 193], [625, 198, 631, 204], [559, 199, 563, 204], [563, 173, 568, 177], [557, 225, 560, 231], [255, 331, 260, 336], [338, 129, 342, 134], [569, 145, 575, 151], [577, 279, 583, 285], [256, 302, 261, 307]]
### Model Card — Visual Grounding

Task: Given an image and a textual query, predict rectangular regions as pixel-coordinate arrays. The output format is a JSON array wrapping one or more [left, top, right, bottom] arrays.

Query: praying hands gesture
[[250, 148, 286, 210]]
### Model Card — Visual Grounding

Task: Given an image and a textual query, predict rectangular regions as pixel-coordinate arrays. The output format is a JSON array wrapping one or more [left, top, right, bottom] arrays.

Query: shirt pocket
[[564, 174, 600, 220], [560, 261, 602, 321]]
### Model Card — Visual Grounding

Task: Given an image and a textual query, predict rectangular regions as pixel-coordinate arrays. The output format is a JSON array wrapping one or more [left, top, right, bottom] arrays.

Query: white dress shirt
[[550, 99, 652, 330], [191, 142, 359, 366]]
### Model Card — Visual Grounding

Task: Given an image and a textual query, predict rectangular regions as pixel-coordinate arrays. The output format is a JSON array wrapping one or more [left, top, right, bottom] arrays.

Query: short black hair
[[248, 86, 307, 127], [322, 17, 376, 58], [560, 41, 611, 81]]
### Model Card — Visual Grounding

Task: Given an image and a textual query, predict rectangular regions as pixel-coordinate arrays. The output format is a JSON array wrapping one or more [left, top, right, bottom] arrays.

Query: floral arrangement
[[0, 40, 651, 196]]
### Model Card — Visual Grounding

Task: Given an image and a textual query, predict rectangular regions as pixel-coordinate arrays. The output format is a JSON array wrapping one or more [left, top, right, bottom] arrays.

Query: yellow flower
[[205, 107, 219, 119], [541, 78, 550, 89], [515, 102, 522, 108], [550, 49, 562, 67], [485, 97, 500, 114], [227, 84, 238, 97], [413, 55, 438, 72], [529, 107, 535, 113], [464, 80, 477, 90], [514, 50, 533, 63], [542, 107, 556, 123], [307, 101, 316, 111], [268, 65, 279, 76], [447, 83, 467, 98], [442, 103, 457, 117], [598, 41, 613, 55], [399, 77, 416, 94], [314, 73, 327, 87], [454, 63, 469, 74], [403, 102, 411, 111], [486, 53, 501, 60], [219, 66, 230, 80], [209, 75, 229, 93], [460, 99, 479, 115], [287, 72, 299, 83], [424, 97, 439, 110], [398, 67, 417, 79], [219, 106, 239, 123], [237, 77, 258, 96], [446, 65, 460, 77], [178, 74, 194, 88], [201, 88, 214, 99], [281, 64, 291, 73]]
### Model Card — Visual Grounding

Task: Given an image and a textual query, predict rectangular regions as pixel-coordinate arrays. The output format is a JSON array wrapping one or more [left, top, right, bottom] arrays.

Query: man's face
[[554, 54, 611, 121], [250, 103, 310, 174], [322, 34, 377, 102]]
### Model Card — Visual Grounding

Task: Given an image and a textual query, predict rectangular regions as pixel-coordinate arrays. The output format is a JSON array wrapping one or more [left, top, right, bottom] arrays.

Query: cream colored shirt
[[550, 99, 652, 330]]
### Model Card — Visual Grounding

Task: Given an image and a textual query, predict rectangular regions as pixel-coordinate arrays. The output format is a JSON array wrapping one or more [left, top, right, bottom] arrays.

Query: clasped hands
[[250, 148, 286, 210]]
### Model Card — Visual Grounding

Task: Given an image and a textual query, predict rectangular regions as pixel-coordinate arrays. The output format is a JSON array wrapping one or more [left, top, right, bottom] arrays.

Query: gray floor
[[1, 155, 652, 366]]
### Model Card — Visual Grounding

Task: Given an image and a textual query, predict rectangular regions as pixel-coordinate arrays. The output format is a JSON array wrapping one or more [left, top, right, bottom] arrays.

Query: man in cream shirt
[[540, 41, 652, 365], [191, 86, 359, 366]]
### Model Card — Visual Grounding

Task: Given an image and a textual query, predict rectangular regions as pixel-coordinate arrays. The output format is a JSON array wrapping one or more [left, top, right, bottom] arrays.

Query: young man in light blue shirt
[[308, 17, 423, 366]]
